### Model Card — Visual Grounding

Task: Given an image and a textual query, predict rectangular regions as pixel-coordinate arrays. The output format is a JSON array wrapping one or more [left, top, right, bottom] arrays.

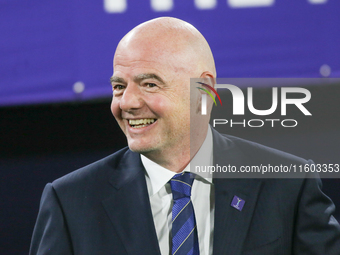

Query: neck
[[142, 147, 190, 173], [142, 127, 208, 173]]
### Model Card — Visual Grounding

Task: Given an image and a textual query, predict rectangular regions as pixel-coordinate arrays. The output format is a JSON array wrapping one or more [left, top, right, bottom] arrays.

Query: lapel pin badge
[[231, 195, 245, 211]]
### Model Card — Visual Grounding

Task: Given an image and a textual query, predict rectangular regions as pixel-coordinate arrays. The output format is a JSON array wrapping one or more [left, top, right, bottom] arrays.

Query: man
[[30, 17, 340, 254]]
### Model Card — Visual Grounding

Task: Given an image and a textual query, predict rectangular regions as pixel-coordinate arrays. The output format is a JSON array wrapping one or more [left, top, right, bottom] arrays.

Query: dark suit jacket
[[30, 129, 340, 254]]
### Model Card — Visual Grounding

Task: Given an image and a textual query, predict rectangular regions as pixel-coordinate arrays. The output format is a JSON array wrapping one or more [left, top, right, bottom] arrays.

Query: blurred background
[[1, 0, 339, 254]]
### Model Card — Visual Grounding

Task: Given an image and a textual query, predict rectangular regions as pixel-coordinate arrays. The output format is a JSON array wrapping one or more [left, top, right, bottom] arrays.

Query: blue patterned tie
[[170, 172, 199, 255]]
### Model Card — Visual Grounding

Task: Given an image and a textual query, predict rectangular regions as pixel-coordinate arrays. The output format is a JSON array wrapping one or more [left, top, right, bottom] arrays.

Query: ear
[[199, 71, 216, 89], [199, 71, 216, 112]]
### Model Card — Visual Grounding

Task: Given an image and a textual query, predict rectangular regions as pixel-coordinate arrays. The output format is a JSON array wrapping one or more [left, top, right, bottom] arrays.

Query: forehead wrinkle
[[113, 58, 169, 74], [114, 57, 161, 66]]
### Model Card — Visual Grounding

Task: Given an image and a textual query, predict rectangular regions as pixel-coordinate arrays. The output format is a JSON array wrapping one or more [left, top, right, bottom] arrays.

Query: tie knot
[[170, 172, 195, 200]]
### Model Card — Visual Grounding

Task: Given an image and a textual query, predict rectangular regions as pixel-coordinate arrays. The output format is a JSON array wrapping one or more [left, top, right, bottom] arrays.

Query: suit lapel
[[212, 129, 263, 255], [102, 150, 161, 255]]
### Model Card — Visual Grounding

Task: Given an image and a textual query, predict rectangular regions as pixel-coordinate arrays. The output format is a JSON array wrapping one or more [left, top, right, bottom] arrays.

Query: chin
[[127, 143, 156, 154]]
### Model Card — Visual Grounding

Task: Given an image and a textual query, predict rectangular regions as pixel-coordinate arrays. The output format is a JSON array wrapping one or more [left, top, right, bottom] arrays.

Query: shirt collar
[[142, 126, 213, 196], [141, 155, 174, 196]]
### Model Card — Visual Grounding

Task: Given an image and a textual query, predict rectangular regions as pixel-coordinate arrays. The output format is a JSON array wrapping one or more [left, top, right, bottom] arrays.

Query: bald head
[[115, 17, 216, 78]]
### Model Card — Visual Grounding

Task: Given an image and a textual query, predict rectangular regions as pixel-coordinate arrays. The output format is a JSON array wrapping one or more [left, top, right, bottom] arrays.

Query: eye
[[112, 84, 125, 91], [145, 83, 157, 88]]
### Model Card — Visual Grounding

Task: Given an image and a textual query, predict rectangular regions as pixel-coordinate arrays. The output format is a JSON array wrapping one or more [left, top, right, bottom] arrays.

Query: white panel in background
[[308, 0, 327, 4], [228, 0, 274, 8], [151, 0, 173, 11], [195, 0, 217, 9], [201, 94, 207, 115], [104, 0, 127, 13]]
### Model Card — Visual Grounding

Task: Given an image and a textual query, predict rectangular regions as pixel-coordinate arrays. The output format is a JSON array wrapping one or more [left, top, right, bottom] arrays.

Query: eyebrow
[[110, 76, 126, 84], [134, 73, 165, 85], [110, 73, 165, 85]]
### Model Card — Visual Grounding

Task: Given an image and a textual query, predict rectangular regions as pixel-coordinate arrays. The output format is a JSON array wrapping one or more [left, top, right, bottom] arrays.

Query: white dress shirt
[[142, 126, 214, 255]]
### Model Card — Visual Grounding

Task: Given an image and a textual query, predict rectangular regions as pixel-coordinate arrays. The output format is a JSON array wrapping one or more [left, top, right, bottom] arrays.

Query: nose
[[119, 83, 144, 112]]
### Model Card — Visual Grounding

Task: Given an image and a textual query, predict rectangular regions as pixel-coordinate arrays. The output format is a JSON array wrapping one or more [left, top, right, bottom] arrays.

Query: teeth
[[134, 124, 147, 128], [129, 118, 156, 127]]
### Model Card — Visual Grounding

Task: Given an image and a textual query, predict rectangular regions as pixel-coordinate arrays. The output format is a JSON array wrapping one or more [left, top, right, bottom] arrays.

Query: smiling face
[[111, 47, 191, 158], [110, 17, 216, 171]]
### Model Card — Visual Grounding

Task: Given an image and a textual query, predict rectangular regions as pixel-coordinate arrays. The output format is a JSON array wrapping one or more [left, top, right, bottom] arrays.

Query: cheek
[[145, 96, 168, 115], [110, 98, 121, 119]]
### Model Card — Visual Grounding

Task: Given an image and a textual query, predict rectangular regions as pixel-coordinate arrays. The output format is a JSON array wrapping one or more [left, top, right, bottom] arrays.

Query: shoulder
[[51, 147, 133, 194], [217, 132, 310, 165]]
